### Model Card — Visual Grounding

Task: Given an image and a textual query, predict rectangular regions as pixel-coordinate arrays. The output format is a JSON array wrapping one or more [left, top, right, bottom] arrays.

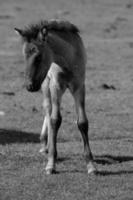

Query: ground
[[0, 0, 133, 199]]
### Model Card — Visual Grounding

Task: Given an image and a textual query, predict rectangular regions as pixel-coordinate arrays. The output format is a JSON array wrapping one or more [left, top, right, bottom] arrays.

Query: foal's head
[[15, 20, 79, 92], [15, 24, 50, 92]]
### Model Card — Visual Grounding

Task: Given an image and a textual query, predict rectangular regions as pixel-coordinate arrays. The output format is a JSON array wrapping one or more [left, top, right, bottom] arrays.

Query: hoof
[[39, 147, 48, 154], [87, 162, 97, 174], [39, 148, 44, 153], [45, 162, 56, 175], [45, 167, 56, 175]]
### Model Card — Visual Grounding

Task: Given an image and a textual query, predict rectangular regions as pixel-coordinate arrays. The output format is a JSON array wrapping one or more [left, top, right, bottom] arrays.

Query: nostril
[[26, 83, 33, 91], [25, 80, 39, 92]]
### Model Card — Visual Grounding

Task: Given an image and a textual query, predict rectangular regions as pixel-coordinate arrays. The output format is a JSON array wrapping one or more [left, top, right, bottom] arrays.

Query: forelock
[[21, 21, 48, 41]]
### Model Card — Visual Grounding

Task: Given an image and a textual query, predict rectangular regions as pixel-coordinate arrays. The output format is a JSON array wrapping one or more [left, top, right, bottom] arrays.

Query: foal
[[15, 20, 96, 174]]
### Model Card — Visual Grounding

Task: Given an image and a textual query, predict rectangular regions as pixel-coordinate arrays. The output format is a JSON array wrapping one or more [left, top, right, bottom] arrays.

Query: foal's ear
[[14, 28, 25, 37], [38, 27, 48, 41]]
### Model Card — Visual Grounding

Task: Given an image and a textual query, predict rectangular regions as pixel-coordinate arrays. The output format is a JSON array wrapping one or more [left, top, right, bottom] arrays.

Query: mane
[[23, 20, 79, 40]]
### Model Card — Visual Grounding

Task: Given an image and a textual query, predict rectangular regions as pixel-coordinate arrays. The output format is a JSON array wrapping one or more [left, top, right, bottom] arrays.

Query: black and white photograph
[[0, 0, 133, 199]]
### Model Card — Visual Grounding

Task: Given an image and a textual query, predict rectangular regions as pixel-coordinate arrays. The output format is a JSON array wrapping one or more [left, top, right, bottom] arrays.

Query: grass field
[[0, 0, 133, 199]]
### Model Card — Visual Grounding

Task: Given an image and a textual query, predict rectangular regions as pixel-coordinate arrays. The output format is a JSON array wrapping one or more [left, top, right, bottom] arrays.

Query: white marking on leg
[[87, 162, 97, 174], [47, 62, 63, 85], [39, 117, 47, 153], [45, 158, 56, 174], [41, 117, 47, 138]]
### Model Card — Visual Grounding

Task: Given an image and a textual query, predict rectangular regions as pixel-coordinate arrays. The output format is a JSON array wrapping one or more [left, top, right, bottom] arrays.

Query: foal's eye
[[26, 47, 37, 58], [30, 47, 37, 54]]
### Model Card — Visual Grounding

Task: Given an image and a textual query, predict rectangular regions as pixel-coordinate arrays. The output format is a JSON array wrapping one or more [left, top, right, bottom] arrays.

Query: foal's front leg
[[45, 81, 62, 174], [41, 81, 62, 174], [41, 85, 57, 174], [41, 77, 57, 174], [40, 77, 51, 154]]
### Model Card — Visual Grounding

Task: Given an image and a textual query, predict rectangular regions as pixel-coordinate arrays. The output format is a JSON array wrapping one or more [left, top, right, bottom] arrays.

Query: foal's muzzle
[[25, 80, 40, 92], [26, 83, 35, 92]]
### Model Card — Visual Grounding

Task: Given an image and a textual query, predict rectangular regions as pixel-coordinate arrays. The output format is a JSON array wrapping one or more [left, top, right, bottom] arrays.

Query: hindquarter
[[68, 36, 87, 93]]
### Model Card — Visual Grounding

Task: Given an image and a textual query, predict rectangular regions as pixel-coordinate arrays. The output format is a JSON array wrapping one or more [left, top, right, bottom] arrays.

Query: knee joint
[[77, 120, 88, 133], [51, 114, 62, 132], [43, 101, 51, 114]]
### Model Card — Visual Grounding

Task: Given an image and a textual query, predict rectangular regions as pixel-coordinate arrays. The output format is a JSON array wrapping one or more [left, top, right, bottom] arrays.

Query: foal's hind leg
[[72, 84, 96, 174]]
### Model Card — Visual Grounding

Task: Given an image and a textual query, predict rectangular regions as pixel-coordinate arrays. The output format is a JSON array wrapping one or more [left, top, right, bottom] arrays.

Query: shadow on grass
[[95, 154, 133, 175], [57, 157, 71, 163], [0, 129, 69, 145], [96, 170, 133, 176], [0, 129, 40, 144], [95, 154, 133, 165]]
